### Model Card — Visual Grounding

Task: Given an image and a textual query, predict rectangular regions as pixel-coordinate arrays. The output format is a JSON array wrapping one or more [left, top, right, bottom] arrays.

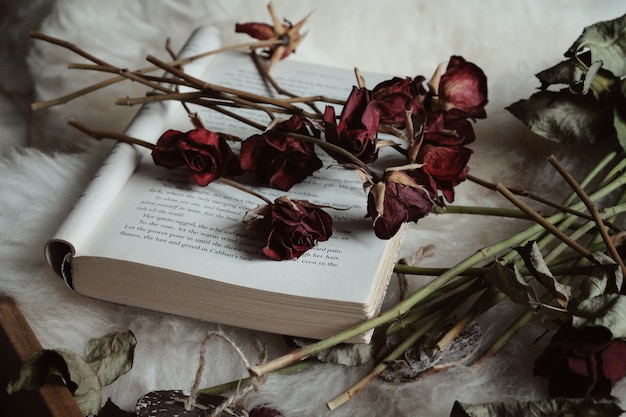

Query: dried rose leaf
[[506, 89, 615, 145], [516, 241, 571, 308], [249, 405, 284, 417], [6, 349, 76, 394], [565, 12, 626, 77], [571, 293, 626, 338], [7, 348, 101, 415], [483, 261, 540, 307], [136, 390, 246, 417], [85, 330, 136, 387], [450, 397, 623, 417]]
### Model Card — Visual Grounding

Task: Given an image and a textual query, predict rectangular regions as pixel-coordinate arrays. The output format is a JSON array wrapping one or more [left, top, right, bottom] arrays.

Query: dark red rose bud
[[152, 127, 242, 187], [247, 196, 333, 261], [151, 129, 187, 169], [534, 325, 626, 398], [373, 76, 425, 126], [323, 86, 380, 164], [418, 143, 472, 203], [367, 170, 435, 239], [235, 22, 276, 41], [423, 113, 476, 147], [240, 116, 323, 191], [432, 56, 488, 119]]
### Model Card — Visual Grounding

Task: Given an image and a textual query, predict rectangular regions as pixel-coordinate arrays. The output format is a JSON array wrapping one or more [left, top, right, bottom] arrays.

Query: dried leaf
[[379, 321, 482, 382], [516, 241, 571, 308], [535, 56, 587, 89], [483, 261, 539, 308], [506, 90, 615, 144], [450, 397, 623, 417], [571, 293, 626, 338], [6, 349, 76, 394], [57, 348, 102, 415], [85, 330, 136, 387], [136, 390, 245, 417], [566, 13, 626, 77], [615, 79, 626, 152]]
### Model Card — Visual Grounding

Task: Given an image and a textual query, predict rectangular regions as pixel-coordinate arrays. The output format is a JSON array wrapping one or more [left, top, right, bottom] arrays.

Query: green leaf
[[566, 13, 626, 77], [516, 241, 571, 308], [572, 293, 626, 338], [483, 261, 539, 308], [506, 89, 615, 145], [450, 397, 623, 417], [85, 330, 136, 387]]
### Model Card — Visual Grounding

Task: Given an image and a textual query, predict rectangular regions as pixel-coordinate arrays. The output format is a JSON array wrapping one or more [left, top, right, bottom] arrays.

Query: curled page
[[46, 25, 222, 285]]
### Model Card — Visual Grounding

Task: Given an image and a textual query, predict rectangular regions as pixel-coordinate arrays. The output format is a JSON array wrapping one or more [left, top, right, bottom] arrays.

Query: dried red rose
[[431, 56, 488, 119], [423, 112, 476, 147], [247, 196, 333, 260], [323, 86, 381, 164], [239, 116, 323, 191], [152, 127, 242, 187], [372, 76, 425, 126], [534, 325, 626, 398], [418, 143, 472, 203], [367, 169, 436, 239]]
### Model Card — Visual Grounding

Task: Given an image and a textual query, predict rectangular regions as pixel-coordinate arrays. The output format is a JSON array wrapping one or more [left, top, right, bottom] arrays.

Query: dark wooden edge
[[0, 295, 84, 417]]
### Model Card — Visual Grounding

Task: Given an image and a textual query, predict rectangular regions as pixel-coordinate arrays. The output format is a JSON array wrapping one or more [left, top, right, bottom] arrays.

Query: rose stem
[[547, 154, 626, 274], [30, 30, 286, 110], [496, 183, 598, 264], [217, 178, 273, 205], [250, 169, 626, 377], [67, 118, 155, 150], [145, 54, 303, 113], [467, 174, 618, 231], [325, 289, 467, 411]]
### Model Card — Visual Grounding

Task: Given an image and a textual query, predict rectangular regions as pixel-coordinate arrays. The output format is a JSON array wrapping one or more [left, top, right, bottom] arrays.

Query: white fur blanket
[[1, 1, 625, 416]]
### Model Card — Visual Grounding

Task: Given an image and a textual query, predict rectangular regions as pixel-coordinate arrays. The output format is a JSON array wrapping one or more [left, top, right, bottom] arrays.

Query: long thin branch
[[547, 155, 626, 274]]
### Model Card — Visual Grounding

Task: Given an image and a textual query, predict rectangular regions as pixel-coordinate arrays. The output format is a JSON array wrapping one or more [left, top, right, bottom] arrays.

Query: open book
[[45, 26, 405, 343]]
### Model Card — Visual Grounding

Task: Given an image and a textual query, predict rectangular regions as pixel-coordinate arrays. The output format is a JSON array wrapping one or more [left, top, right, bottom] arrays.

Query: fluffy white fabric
[[1, 1, 625, 415]]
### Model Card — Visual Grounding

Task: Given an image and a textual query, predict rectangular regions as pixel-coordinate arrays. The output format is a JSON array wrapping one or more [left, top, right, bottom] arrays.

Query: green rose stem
[[326, 290, 466, 411], [547, 154, 626, 274], [30, 30, 291, 111]]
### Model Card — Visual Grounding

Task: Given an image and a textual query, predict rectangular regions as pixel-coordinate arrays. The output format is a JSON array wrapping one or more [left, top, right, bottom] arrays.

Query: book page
[[77, 52, 404, 305], [46, 26, 223, 277]]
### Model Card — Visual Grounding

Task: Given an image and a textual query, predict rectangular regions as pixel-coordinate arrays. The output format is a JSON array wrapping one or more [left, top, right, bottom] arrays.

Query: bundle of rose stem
[[30, 30, 626, 410]]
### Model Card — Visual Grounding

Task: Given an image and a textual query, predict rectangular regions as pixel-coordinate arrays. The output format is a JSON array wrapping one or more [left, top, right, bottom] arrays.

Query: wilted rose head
[[534, 325, 626, 398], [323, 86, 380, 164], [235, 4, 309, 70], [430, 56, 488, 119], [239, 116, 323, 191], [418, 143, 472, 203], [246, 196, 333, 260], [367, 169, 436, 239], [372, 76, 425, 126], [423, 112, 476, 147], [152, 128, 242, 187]]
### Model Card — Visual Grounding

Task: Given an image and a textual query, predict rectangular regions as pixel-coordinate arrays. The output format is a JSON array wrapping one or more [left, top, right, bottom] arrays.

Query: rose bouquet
[[12, 4, 626, 417]]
